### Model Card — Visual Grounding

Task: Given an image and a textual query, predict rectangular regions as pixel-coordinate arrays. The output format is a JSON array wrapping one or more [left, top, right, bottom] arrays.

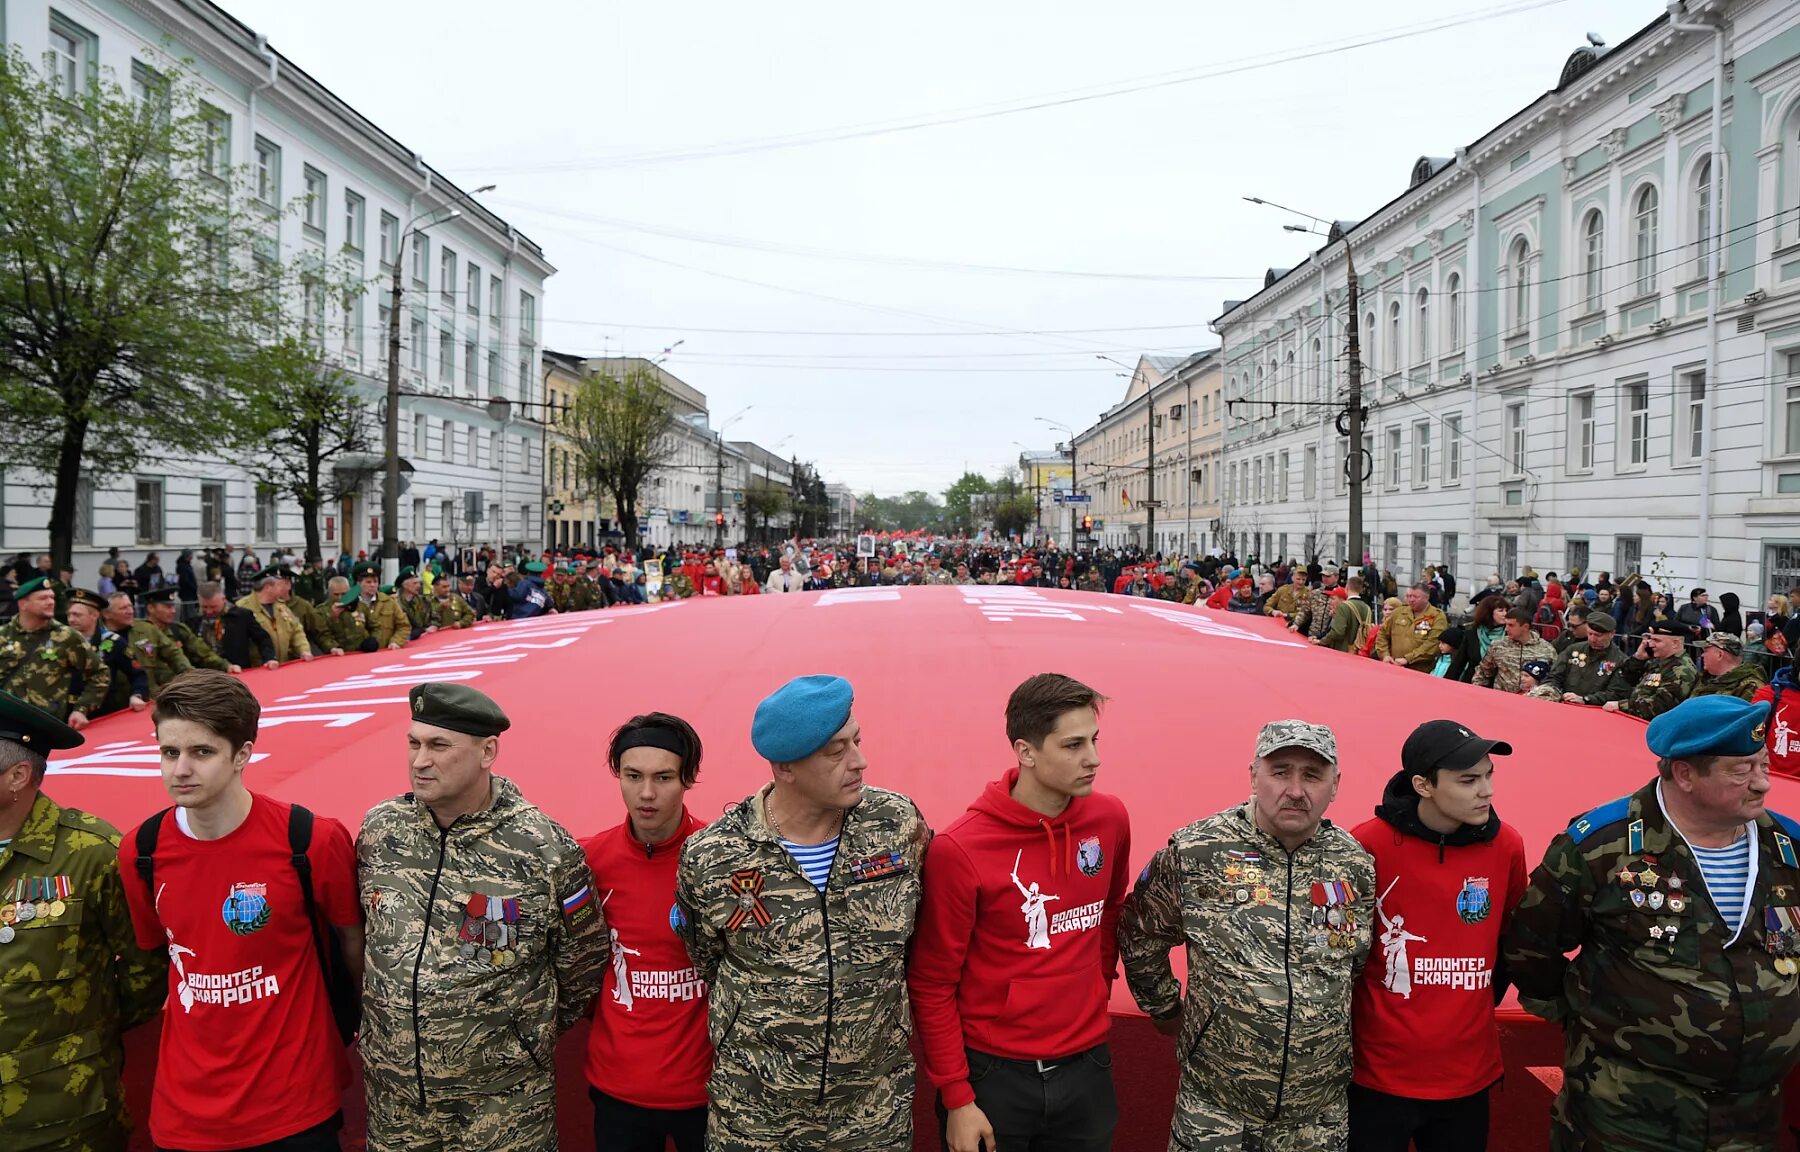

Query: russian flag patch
[[562, 885, 593, 919]]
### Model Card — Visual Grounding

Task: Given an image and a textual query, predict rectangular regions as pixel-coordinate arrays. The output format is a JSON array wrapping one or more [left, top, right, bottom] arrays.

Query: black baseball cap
[[1402, 720, 1513, 779]]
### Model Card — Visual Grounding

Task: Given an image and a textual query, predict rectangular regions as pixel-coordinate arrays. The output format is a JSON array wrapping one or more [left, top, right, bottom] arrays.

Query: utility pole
[[1146, 379, 1157, 552], [713, 433, 725, 547], [1344, 245, 1365, 572], [382, 237, 405, 584]]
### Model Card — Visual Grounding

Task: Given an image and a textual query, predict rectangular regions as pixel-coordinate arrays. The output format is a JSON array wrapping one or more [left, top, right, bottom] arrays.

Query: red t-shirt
[[118, 794, 360, 1150], [582, 811, 712, 1109], [1348, 812, 1527, 1099]]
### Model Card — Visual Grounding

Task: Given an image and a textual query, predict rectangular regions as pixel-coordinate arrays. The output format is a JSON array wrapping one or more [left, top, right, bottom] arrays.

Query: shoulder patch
[[1769, 809, 1800, 843], [1568, 795, 1633, 844]]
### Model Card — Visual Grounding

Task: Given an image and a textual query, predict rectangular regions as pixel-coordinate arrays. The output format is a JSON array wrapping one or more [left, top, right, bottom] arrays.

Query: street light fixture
[[713, 405, 753, 546], [1034, 416, 1081, 547]]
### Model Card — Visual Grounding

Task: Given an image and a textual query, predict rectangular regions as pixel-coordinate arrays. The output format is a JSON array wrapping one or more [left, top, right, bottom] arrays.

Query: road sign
[[1063, 493, 1092, 504], [1138, 499, 1165, 509]]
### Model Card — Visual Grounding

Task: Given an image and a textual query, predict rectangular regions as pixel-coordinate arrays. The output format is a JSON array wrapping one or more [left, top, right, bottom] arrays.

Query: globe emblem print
[[221, 883, 271, 935], [1077, 836, 1104, 877], [1455, 878, 1492, 925]]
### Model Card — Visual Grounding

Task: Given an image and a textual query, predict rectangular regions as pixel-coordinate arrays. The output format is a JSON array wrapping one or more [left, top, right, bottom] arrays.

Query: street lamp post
[[382, 193, 490, 582], [712, 405, 752, 547], [1035, 417, 1077, 548]]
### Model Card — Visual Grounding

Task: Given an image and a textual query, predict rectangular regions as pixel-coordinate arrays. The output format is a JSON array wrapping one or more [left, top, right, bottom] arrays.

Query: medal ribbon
[[726, 869, 771, 930]]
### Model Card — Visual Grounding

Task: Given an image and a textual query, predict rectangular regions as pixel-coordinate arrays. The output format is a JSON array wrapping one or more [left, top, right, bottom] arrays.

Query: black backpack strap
[[133, 807, 173, 899], [287, 803, 318, 916]]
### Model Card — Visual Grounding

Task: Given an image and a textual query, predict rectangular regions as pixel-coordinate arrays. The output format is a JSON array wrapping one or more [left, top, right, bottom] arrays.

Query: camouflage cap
[[1254, 719, 1338, 765], [409, 682, 511, 738], [1703, 632, 1743, 657]]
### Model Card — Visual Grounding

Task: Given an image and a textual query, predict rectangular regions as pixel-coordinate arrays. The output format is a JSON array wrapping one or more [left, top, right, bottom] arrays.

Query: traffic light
[[1082, 515, 1093, 531], [715, 512, 726, 528]]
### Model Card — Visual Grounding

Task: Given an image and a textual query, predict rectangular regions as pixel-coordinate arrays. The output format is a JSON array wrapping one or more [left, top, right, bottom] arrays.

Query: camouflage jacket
[[284, 596, 335, 655], [396, 593, 434, 640], [1600, 654, 1697, 719], [1374, 604, 1447, 668], [1505, 780, 1800, 1095], [0, 794, 168, 1152], [1473, 634, 1557, 694], [0, 619, 108, 721], [235, 594, 310, 662], [1549, 641, 1629, 703], [676, 785, 929, 1135], [358, 775, 605, 1103], [1691, 661, 1769, 702], [431, 594, 476, 630], [164, 620, 232, 673], [1118, 801, 1375, 1140], [1296, 588, 1342, 640], [333, 593, 408, 651], [124, 621, 192, 699], [919, 569, 956, 587]]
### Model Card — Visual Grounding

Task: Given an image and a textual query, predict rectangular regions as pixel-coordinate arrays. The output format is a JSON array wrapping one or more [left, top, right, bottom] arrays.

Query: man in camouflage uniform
[[395, 568, 436, 640], [1597, 621, 1698, 720], [1549, 612, 1630, 705], [1290, 569, 1345, 641], [0, 578, 108, 727], [1119, 719, 1374, 1152], [157, 589, 236, 675], [1312, 575, 1373, 653], [1506, 695, 1800, 1151], [920, 555, 956, 586], [65, 589, 146, 717], [1263, 569, 1309, 623], [236, 573, 312, 663], [1374, 583, 1448, 671], [0, 690, 168, 1152], [108, 590, 192, 700], [335, 562, 409, 652], [1474, 606, 1558, 694], [677, 674, 930, 1152], [1691, 633, 1768, 701], [430, 576, 476, 630], [358, 682, 605, 1152]]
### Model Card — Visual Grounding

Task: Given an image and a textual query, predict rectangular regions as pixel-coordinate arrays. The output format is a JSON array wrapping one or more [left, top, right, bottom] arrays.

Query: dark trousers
[[1348, 1083, 1489, 1152], [590, 1086, 706, 1152], [158, 1111, 343, 1152], [935, 1044, 1117, 1152]]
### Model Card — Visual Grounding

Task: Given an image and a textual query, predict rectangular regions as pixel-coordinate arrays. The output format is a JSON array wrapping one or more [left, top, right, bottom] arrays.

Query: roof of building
[[1143, 354, 1187, 373]]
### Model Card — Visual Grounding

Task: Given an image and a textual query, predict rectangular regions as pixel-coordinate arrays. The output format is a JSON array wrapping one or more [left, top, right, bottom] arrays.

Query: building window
[[1415, 288, 1430, 362], [1383, 533, 1398, 573], [379, 211, 399, 268], [1336, 533, 1347, 566], [1505, 402, 1526, 476], [302, 167, 326, 234], [489, 276, 502, 329], [1311, 338, 1324, 400], [1694, 155, 1716, 277], [255, 487, 277, 540], [413, 413, 428, 458], [1388, 303, 1402, 376], [1782, 351, 1800, 457], [519, 292, 537, 345], [344, 191, 365, 253], [342, 291, 362, 362], [411, 235, 429, 287], [1680, 370, 1705, 461], [1443, 533, 1459, 575], [1570, 391, 1596, 473], [1764, 543, 1800, 604], [1444, 414, 1462, 483], [409, 317, 426, 371], [135, 478, 164, 545], [466, 263, 481, 316], [440, 326, 456, 384], [1387, 427, 1403, 488], [1364, 312, 1377, 377], [1582, 210, 1605, 311], [1616, 534, 1643, 579], [1253, 458, 1263, 504], [488, 349, 501, 397], [1566, 538, 1590, 577], [1303, 445, 1317, 499], [1278, 450, 1290, 501], [254, 137, 281, 205], [464, 340, 477, 394], [1335, 441, 1348, 495], [47, 13, 94, 98], [1624, 380, 1650, 467], [303, 278, 326, 346], [200, 482, 226, 543], [1498, 535, 1519, 581], [1446, 272, 1462, 352], [440, 249, 457, 307], [1508, 238, 1532, 334], [71, 476, 93, 546], [201, 105, 230, 178], [1413, 422, 1430, 486], [1634, 185, 1659, 295]]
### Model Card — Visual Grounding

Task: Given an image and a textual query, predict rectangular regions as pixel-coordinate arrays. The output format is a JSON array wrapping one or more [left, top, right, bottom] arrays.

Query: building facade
[[1015, 451, 1075, 547], [1072, 351, 1224, 555], [825, 482, 858, 538], [1, 0, 551, 572], [1216, 0, 1800, 603], [542, 350, 615, 552]]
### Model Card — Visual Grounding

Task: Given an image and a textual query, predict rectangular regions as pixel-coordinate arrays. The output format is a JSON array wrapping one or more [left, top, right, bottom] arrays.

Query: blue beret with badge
[[751, 674, 854, 764], [1646, 695, 1771, 761]]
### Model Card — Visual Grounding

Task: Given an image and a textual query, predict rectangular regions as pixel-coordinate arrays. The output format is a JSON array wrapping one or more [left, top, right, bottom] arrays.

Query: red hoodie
[[907, 769, 1131, 1110], [582, 809, 712, 1109]]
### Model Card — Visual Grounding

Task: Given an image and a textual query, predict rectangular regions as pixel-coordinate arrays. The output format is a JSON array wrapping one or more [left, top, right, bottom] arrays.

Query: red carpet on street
[[67, 588, 1783, 1151]]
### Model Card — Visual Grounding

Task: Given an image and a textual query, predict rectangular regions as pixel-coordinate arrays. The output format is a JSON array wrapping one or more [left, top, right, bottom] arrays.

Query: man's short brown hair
[[153, 669, 260, 751], [1005, 673, 1105, 747]]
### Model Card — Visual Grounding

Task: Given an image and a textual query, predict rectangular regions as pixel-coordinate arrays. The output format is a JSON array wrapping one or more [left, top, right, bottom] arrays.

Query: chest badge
[[221, 882, 271, 935], [726, 869, 771, 931], [1076, 836, 1104, 877], [1455, 876, 1491, 924]]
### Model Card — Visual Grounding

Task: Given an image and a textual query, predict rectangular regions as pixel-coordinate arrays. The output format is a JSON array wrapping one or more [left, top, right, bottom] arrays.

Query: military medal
[[1618, 867, 1636, 885], [1235, 887, 1250, 904], [0, 924, 11, 944], [1667, 876, 1683, 890], [1639, 868, 1658, 888], [1780, 957, 1799, 976], [1650, 925, 1664, 939], [726, 869, 772, 931], [1647, 892, 1665, 912], [1629, 890, 1646, 908], [477, 947, 492, 963], [459, 942, 476, 959], [1669, 895, 1687, 913]]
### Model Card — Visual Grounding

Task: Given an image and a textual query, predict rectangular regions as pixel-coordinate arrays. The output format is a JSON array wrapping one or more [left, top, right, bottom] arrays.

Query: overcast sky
[[232, 0, 1642, 497]]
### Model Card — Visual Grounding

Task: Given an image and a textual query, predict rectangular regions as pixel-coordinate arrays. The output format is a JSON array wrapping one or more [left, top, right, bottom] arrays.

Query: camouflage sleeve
[[1351, 855, 1376, 976], [549, 836, 605, 1032], [184, 629, 232, 671], [1597, 656, 1644, 704], [1625, 661, 1695, 719], [68, 633, 110, 716], [675, 842, 725, 987], [1501, 833, 1591, 1022], [96, 844, 169, 1027], [1117, 847, 1184, 1021], [1472, 650, 1497, 689]]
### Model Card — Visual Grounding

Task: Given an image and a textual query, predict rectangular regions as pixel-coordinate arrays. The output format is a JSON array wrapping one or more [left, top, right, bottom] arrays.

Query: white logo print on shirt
[[1011, 850, 1059, 950], [1376, 877, 1426, 999]]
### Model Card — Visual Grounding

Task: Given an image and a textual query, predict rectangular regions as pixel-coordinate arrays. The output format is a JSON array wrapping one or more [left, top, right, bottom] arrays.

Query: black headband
[[614, 726, 691, 761]]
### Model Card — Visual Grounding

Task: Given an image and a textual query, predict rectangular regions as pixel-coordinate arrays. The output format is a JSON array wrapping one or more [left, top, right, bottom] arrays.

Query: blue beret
[[752, 675, 854, 763], [1646, 696, 1771, 761]]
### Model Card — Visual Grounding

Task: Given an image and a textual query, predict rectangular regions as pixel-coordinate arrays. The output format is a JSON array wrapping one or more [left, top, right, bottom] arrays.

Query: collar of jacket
[[1621, 777, 1783, 865], [8, 792, 63, 863], [740, 782, 860, 847], [409, 774, 526, 838], [1225, 798, 1336, 855]]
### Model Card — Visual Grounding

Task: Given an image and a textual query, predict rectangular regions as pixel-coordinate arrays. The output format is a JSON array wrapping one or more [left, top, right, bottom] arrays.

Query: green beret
[[0, 690, 84, 752], [1647, 696, 1770, 760], [409, 682, 511, 738], [397, 567, 417, 582], [14, 576, 52, 598], [68, 588, 107, 611], [379, 584, 394, 596], [338, 588, 361, 607], [522, 561, 547, 575], [353, 561, 381, 581]]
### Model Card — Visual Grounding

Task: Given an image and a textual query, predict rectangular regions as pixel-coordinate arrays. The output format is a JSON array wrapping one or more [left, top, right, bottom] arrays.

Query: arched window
[[1312, 337, 1324, 400], [1415, 287, 1431, 362], [1285, 350, 1296, 417], [1255, 366, 1264, 420], [1508, 238, 1532, 332], [1634, 185, 1659, 295], [1364, 311, 1377, 376], [1267, 359, 1279, 418], [1694, 155, 1716, 277], [1446, 272, 1462, 352], [1388, 302, 1401, 373], [1582, 209, 1605, 311]]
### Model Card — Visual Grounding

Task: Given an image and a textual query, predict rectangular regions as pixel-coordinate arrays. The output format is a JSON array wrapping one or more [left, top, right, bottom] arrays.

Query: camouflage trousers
[[1551, 1045, 1779, 1152], [365, 1077, 555, 1152], [19, 1124, 129, 1152], [1169, 1095, 1348, 1152], [704, 1090, 911, 1152]]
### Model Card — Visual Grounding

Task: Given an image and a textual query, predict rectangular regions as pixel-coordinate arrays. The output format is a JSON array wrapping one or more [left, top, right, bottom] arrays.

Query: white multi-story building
[[0, 0, 551, 571], [1216, 0, 1800, 604]]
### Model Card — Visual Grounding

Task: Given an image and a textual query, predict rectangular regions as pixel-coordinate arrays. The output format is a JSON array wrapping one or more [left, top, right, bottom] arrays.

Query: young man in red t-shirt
[[1348, 719, 1528, 1152], [583, 712, 712, 1152], [908, 673, 1132, 1152], [118, 669, 363, 1152]]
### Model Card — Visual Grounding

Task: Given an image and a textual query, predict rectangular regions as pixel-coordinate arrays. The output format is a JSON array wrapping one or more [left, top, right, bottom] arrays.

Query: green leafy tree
[[993, 496, 1036, 539], [562, 363, 679, 542], [742, 480, 788, 543], [942, 472, 994, 533], [0, 48, 299, 568]]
